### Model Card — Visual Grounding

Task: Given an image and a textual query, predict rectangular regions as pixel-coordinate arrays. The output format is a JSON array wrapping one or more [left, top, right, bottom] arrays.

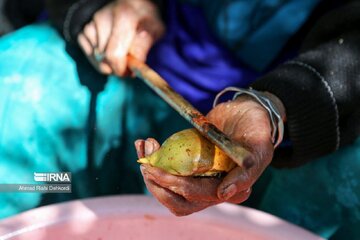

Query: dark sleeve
[[45, 0, 112, 43], [4, 0, 44, 29], [45, 0, 165, 44], [251, 1, 360, 167]]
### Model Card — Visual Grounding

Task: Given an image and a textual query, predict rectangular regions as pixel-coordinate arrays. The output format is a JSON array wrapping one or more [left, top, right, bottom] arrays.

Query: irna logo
[[34, 172, 71, 182]]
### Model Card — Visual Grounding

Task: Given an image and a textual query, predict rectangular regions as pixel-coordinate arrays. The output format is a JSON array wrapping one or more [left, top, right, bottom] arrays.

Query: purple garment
[[147, 1, 259, 114]]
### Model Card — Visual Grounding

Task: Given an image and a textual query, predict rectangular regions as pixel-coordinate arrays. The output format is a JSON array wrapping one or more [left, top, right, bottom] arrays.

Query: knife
[[127, 55, 252, 168]]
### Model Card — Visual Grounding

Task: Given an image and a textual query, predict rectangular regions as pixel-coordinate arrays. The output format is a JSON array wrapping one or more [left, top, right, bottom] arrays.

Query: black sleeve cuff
[[251, 61, 339, 167]]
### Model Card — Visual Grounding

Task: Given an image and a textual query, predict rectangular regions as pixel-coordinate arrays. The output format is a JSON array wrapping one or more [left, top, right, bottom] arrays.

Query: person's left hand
[[135, 94, 284, 216]]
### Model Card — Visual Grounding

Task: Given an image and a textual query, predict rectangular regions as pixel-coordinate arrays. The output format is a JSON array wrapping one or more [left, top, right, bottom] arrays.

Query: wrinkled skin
[[77, 0, 164, 76], [135, 95, 286, 216]]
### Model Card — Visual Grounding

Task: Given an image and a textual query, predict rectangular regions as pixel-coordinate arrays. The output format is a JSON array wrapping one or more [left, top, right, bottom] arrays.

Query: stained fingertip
[[219, 183, 237, 200], [135, 139, 145, 158], [226, 188, 252, 204]]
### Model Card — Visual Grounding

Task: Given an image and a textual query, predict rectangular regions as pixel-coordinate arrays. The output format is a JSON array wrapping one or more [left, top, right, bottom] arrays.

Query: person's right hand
[[77, 0, 165, 76]]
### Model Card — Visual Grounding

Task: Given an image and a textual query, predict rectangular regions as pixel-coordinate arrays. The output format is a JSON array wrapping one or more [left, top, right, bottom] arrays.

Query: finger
[[94, 49, 112, 74], [144, 138, 161, 156], [226, 188, 252, 204], [78, 32, 111, 74], [105, 4, 138, 76], [91, 4, 114, 74], [134, 139, 145, 158], [78, 33, 93, 56], [93, 3, 113, 53], [143, 177, 216, 216], [217, 166, 253, 201], [135, 138, 160, 158], [83, 21, 98, 49], [142, 164, 221, 202], [98, 61, 113, 75], [129, 17, 165, 62]]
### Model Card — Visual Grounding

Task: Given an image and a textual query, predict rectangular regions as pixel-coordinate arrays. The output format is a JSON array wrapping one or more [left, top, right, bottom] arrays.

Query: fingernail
[[135, 140, 145, 158], [145, 140, 154, 156], [221, 184, 237, 200]]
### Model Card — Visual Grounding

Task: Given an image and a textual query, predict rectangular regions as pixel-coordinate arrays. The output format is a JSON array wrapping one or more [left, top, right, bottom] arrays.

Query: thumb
[[217, 166, 253, 200], [129, 17, 165, 62]]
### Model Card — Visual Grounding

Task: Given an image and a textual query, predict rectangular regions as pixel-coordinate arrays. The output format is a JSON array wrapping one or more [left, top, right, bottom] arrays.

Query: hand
[[135, 138, 224, 216], [77, 0, 164, 75], [206, 94, 277, 201], [135, 93, 285, 216]]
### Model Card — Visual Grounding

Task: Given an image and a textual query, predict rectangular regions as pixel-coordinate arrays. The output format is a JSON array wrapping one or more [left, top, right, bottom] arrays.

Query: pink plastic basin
[[0, 195, 323, 240]]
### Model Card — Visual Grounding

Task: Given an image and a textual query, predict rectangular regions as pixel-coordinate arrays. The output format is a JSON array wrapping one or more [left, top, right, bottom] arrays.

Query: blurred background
[[0, 0, 45, 35]]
